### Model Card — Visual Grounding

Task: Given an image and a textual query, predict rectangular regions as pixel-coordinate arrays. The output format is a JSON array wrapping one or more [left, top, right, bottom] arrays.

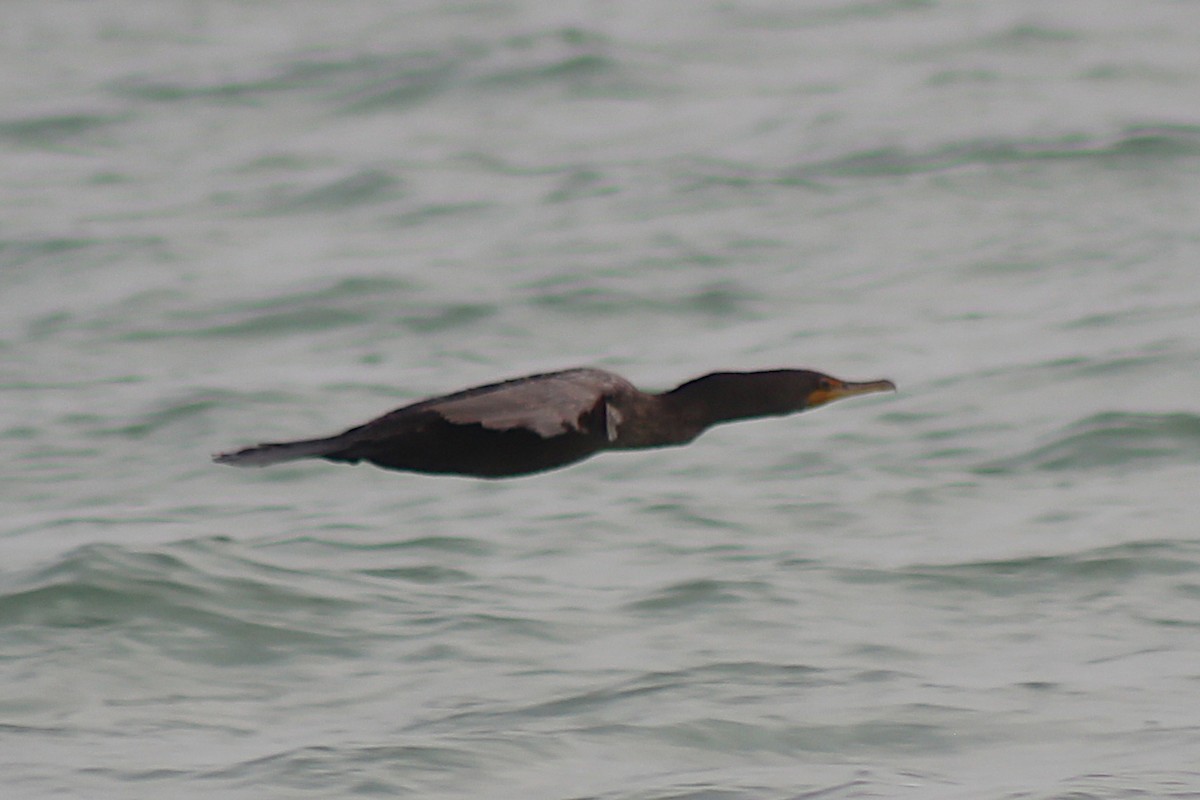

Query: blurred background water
[[3, 1, 1200, 798]]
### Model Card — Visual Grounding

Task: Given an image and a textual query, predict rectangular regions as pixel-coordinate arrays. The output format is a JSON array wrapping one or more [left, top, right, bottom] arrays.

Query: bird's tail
[[213, 435, 355, 467]]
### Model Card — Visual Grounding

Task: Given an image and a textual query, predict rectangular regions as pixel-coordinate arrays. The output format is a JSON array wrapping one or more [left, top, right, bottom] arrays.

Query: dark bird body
[[214, 367, 895, 478]]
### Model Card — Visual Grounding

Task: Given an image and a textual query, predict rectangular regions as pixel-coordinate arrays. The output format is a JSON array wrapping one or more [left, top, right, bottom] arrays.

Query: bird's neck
[[607, 372, 807, 450], [660, 372, 801, 430]]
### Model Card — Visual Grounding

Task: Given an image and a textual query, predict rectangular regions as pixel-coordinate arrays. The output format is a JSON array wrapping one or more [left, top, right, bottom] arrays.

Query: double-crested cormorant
[[214, 367, 895, 478]]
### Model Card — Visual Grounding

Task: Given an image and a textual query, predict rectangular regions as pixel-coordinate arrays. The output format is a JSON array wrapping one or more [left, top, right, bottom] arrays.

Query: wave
[[259, 168, 402, 214], [791, 124, 1200, 179], [413, 660, 830, 734], [530, 279, 759, 320], [977, 412, 1200, 474], [839, 540, 1200, 597], [111, 51, 455, 107], [0, 111, 128, 147], [196, 741, 487, 794], [107, 275, 496, 340], [0, 541, 363, 662], [624, 578, 779, 613], [1, 235, 166, 272], [108, 27, 623, 115]]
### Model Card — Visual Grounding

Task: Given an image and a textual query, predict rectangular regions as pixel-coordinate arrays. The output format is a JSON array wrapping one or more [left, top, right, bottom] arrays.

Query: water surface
[[3, 2, 1200, 798]]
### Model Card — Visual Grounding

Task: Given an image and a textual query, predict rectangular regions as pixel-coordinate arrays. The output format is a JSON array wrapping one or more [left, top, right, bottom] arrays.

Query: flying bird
[[214, 367, 895, 478]]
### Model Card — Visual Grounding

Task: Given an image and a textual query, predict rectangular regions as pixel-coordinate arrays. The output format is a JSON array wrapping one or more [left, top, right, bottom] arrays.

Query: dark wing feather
[[424, 368, 635, 439]]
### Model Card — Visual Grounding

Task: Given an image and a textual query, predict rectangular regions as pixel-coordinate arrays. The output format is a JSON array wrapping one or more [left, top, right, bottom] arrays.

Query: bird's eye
[[818, 378, 832, 391]]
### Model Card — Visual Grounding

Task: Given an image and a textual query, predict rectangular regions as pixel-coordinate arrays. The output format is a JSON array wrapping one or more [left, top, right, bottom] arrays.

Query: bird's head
[[801, 371, 897, 410]]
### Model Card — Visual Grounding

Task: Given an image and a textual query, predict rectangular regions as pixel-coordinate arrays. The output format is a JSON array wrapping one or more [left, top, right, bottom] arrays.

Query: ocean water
[[3, 1, 1200, 798]]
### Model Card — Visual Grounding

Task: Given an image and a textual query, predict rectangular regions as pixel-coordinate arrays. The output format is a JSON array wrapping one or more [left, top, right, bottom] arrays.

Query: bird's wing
[[429, 368, 633, 439]]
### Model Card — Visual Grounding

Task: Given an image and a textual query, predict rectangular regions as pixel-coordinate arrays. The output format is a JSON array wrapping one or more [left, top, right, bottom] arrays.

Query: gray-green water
[[4, 2, 1200, 798]]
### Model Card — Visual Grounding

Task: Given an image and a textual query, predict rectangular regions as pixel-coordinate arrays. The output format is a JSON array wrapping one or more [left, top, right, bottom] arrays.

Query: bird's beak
[[807, 378, 896, 409]]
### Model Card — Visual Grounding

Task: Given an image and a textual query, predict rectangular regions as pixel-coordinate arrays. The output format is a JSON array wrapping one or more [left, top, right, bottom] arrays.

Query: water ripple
[[795, 125, 1200, 178], [625, 579, 779, 614], [0, 541, 366, 662], [978, 412, 1200, 474], [840, 540, 1200, 597]]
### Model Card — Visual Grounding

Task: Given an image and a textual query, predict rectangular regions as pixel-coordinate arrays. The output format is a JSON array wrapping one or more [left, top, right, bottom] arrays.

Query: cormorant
[[214, 367, 895, 478]]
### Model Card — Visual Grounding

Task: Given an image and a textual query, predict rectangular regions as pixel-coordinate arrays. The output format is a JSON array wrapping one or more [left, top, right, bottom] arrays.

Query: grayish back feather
[[432, 368, 636, 438]]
